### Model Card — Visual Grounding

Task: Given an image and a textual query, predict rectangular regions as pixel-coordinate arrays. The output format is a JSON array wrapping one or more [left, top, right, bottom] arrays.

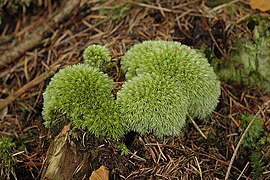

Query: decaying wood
[[0, 0, 80, 69], [41, 125, 89, 180]]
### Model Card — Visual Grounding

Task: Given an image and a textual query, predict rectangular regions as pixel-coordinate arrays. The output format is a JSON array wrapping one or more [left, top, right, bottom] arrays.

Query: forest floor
[[0, 0, 270, 179]]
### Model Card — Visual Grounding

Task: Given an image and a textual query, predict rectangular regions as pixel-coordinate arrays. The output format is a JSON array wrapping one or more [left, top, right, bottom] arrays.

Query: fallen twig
[[188, 115, 207, 139], [225, 100, 270, 180], [0, 0, 80, 69], [0, 64, 60, 110]]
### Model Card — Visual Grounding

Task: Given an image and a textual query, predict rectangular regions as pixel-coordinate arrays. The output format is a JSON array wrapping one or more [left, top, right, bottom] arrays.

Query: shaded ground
[[0, 0, 270, 179]]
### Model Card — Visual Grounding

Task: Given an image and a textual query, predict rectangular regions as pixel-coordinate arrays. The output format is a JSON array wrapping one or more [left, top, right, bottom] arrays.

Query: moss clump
[[0, 136, 15, 164], [117, 143, 129, 155], [251, 150, 265, 174], [43, 42, 220, 139], [239, 114, 269, 177], [83, 44, 111, 71], [121, 40, 220, 119], [240, 115, 264, 148], [117, 73, 188, 137], [43, 64, 125, 140], [0, 136, 16, 179]]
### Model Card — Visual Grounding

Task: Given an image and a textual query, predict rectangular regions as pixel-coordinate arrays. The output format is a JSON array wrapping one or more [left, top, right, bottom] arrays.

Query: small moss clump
[[83, 44, 111, 71], [43, 64, 125, 140], [251, 150, 265, 173], [117, 73, 188, 137], [0, 136, 16, 179], [241, 115, 264, 148], [0, 136, 15, 164], [117, 143, 129, 155]]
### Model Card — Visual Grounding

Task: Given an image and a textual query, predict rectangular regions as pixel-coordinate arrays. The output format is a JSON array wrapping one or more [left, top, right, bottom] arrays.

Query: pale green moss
[[43, 41, 220, 139], [42, 64, 124, 140], [121, 40, 220, 119], [117, 73, 188, 137], [99, 2, 132, 20], [0, 136, 15, 165], [83, 44, 111, 71]]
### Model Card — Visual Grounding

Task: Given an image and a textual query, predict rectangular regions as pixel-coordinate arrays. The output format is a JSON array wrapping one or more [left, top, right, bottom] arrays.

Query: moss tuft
[[251, 150, 265, 173], [121, 40, 220, 119], [99, 2, 132, 20], [241, 115, 264, 148], [83, 44, 111, 71], [117, 73, 188, 137], [0, 136, 16, 179], [43, 64, 125, 140], [0, 136, 15, 165], [43, 41, 220, 139]]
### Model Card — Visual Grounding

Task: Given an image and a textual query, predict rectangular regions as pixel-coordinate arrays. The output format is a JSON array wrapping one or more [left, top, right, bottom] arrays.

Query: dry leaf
[[0, 99, 8, 120], [250, 0, 270, 12], [89, 166, 109, 180]]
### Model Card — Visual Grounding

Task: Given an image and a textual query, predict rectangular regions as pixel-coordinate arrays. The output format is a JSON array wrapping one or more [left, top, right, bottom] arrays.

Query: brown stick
[[0, 0, 80, 68], [0, 65, 59, 110], [225, 100, 270, 180]]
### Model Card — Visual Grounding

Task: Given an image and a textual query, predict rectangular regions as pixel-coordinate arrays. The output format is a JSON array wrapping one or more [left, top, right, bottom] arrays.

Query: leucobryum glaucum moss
[[42, 64, 125, 140], [117, 73, 188, 137], [120, 40, 220, 120], [43, 41, 220, 139], [83, 44, 111, 71]]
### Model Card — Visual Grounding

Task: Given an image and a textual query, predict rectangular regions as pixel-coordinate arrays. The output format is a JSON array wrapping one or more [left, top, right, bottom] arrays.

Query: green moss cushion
[[83, 44, 111, 71], [117, 73, 188, 137], [121, 40, 220, 119], [43, 64, 124, 140]]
